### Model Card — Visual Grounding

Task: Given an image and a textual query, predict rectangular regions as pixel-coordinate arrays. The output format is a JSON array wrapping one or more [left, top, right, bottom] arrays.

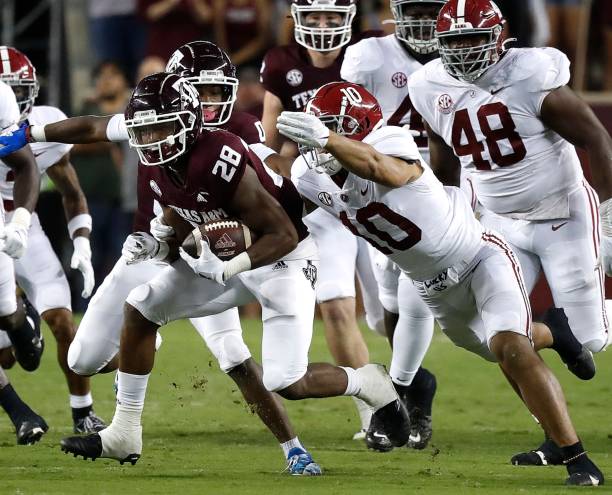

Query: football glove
[[149, 214, 175, 241], [122, 232, 167, 265], [179, 240, 225, 285], [0, 122, 30, 158], [277, 112, 330, 149], [71, 236, 94, 298], [0, 208, 30, 259]]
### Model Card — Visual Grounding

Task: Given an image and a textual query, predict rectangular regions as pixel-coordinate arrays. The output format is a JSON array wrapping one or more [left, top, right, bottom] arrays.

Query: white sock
[[280, 436, 305, 457], [352, 396, 372, 430], [111, 371, 149, 431], [341, 366, 361, 396], [70, 392, 93, 409]]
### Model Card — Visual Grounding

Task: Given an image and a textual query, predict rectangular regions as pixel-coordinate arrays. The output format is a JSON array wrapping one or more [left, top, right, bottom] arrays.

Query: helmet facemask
[[126, 110, 197, 166], [437, 26, 503, 82], [391, 1, 444, 54], [185, 69, 238, 126], [292, 4, 356, 52], [2, 78, 39, 122]]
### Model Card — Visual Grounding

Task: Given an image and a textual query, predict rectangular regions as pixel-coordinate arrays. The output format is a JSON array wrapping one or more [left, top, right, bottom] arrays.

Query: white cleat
[[99, 424, 143, 463], [355, 364, 399, 412]]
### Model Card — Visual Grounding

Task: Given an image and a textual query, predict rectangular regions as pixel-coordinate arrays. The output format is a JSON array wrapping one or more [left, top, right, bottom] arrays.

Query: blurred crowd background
[[1, 0, 611, 310]]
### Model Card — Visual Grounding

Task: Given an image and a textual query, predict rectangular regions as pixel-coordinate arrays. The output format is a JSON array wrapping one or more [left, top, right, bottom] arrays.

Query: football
[[181, 220, 256, 260]]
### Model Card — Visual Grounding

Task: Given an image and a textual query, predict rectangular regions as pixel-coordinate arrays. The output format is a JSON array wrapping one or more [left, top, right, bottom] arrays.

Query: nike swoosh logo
[[409, 433, 421, 443], [372, 432, 388, 439], [33, 151, 44, 157], [490, 87, 503, 95], [360, 185, 369, 195], [551, 222, 568, 231]]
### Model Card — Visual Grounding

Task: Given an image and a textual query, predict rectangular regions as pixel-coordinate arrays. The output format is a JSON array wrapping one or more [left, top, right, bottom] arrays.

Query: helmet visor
[[391, 1, 443, 54], [292, 5, 356, 52], [437, 30, 500, 82], [186, 72, 239, 126]]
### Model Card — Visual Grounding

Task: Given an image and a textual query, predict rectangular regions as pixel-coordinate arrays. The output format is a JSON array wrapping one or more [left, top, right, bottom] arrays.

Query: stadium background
[[1, 0, 611, 316]]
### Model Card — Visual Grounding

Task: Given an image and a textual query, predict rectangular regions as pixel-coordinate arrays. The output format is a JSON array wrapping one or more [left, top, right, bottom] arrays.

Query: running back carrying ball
[[181, 220, 256, 260]]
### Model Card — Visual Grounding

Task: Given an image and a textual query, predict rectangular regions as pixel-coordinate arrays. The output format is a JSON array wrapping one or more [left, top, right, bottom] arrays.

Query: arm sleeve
[[106, 113, 129, 142]]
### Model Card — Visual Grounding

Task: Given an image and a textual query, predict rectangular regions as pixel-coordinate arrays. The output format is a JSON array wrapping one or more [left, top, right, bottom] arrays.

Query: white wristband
[[153, 240, 169, 261], [67, 213, 93, 239], [600, 198, 612, 237], [11, 207, 31, 229], [222, 251, 252, 281], [29, 125, 47, 143]]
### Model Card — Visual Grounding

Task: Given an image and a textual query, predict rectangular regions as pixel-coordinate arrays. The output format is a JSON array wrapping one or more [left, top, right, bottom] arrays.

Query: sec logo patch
[[391, 72, 407, 88], [286, 69, 303, 87], [437, 94, 454, 114]]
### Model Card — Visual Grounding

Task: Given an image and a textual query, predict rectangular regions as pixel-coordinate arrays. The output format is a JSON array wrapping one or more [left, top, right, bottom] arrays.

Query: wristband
[[599, 198, 612, 237], [222, 251, 251, 281], [29, 125, 47, 143], [11, 207, 31, 229], [67, 213, 93, 239]]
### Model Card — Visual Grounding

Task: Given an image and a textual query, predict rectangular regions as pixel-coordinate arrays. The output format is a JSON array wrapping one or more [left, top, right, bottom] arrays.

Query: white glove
[[150, 214, 174, 241], [276, 111, 330, 149], [0, 208, 31, 259], [179, 240, 225, 285], [122, 232, 166, 265], [601, 236, 612, 277], [71, 236, 95, 298]]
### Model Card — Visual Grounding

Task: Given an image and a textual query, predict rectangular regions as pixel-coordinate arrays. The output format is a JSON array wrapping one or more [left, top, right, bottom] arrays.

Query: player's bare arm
[[324, 131, 421, 187], [228, 165, 298, 268], [540, 86, 612, 201], [37, 115, 114, 144], [4, 145, 39, 212], [262, 91, 286, 152], [46, 153, 90, 237], [425, 122, 461, 187]]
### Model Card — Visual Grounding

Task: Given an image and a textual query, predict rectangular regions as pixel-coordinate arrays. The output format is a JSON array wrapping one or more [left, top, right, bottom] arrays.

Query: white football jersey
[[0, 105, 72, 201], [0, 80, 19, 132], [291, 126, 483, 281], [409, 47, 583, 219], [341, 35, 430, 160]]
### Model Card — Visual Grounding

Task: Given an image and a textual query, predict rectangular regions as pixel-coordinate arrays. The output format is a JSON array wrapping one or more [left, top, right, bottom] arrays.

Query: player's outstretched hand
[[277, 112, 330, 149], [71, 236, 94, 298], [179, 240, 225, 285], [0, 122, 30, 158], [600, 236, 612, 277]]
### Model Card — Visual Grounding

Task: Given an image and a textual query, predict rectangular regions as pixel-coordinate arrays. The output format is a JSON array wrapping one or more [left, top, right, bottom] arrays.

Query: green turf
[[1, 318, 611, 494]]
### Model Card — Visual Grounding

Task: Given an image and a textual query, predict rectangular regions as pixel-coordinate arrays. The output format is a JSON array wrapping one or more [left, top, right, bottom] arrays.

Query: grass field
[[1, 317, 611, 494]]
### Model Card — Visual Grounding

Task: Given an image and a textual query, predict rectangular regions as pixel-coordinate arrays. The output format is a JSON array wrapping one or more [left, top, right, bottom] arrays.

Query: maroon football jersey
[[260, 31, 383, 111], [137, 128, 308, 241], [132, 110, 265, 232]]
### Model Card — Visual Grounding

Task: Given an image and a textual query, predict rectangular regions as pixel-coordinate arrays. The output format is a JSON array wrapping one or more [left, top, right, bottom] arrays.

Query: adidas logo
[[273, 261, 288, 271], [215, 233, 236, 249], [196, 192, 208, 203]]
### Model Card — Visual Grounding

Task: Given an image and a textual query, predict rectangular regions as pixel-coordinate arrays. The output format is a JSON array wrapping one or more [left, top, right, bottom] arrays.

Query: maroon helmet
[[0, 46, 39, 122], [291, 0, 357, 52], [166, 41, 238, 127], [435, 0, 507, 82], [303, 81, 383, 174], [124, 72, 202, 166]]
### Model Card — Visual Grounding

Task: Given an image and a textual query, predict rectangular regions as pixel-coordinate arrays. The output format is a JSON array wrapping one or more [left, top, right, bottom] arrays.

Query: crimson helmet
[[303, 81, 383, 174], [124, 72, 202, 166], [291, 0, 357, 52], [0, 46, 39, 122], [166, 41, 238, 127], [390, 1, 446, 54], [435, 0, 506, 82]]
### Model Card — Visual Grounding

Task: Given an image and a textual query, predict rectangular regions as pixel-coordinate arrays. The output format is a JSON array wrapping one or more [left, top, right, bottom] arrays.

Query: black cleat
[[16, 413, 48, 445], [511, 439, 563, 466], [8, 297, 44, 372], [566, 458, 604, 486], [407, 407, 433, 450], [60, 434, 140, 465], [372, 398, 410, 448], [544, 307, 595, 380], [73, 411, 106, 434], [365, 413, 394, 452]]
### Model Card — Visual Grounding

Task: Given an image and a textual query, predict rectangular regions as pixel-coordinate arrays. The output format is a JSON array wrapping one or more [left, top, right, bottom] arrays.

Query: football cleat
[[355, 364, 410, 447], [566, 458, 604, 486], [61, 425, 142, 465], [544, 307, 595, 380], [8, 296, 44, 372], [285, 448, 322, 476], [73, 410, 107, 434], [16, 413, 48, 445], [365, 414, 393, 453], [407, 407, 433, 450], [511, 439, 563, 466]]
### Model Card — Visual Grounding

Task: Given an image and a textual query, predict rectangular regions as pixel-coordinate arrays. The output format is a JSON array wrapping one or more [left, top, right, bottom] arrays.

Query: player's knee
[[490, 331, 534, 368], [320, 298, 355, 327], [42, 308, 75, 344], [216, 334, 251, 373], [67, 338, 106, 376], [262, 364, 304, 393]]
